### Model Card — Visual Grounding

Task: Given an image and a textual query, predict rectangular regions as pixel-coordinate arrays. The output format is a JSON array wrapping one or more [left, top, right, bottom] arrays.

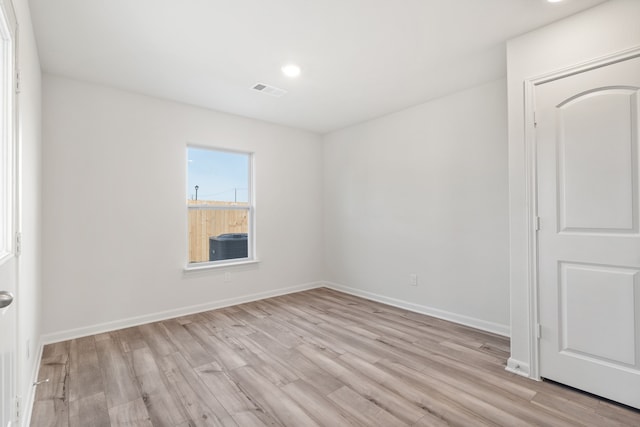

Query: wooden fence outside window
[[188, 200, 249, 263]]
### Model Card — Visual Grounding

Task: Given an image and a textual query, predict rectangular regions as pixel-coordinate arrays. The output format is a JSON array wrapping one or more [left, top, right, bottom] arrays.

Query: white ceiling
[[29, 0, 608, 134]]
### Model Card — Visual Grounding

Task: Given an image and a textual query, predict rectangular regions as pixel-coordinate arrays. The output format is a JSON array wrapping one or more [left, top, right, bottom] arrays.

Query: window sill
[[183, 258, 260, 273]]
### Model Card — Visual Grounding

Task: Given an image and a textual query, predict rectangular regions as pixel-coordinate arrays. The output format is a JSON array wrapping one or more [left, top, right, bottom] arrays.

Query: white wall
[[507, 0, 640, 376], [323, 79, 510, 334], [41, 75, 324, 339], [13, 0, 42, 423]]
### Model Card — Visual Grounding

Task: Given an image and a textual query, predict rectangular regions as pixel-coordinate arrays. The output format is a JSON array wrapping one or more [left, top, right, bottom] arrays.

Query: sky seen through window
[[187, 147, 249, 203]]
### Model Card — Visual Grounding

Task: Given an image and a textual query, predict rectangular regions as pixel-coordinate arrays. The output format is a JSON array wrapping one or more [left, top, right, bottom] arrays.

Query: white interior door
[[0, 0, 17, 425], [536, 54, 640, 409]]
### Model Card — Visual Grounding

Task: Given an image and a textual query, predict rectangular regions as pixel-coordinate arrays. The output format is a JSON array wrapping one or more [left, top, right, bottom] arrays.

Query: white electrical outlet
[[409, 274, 418, 286], [224, 272, 231, 282]]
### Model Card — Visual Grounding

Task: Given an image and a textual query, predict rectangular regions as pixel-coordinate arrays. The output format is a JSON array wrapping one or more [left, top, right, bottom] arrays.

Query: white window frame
[[0, 0, 16, 265], [184, 145, 257, 271]]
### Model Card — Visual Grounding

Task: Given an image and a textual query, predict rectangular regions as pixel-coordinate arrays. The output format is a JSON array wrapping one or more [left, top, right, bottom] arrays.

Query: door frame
[[523, 45, 640, 381], [0, 0, 18, 425]]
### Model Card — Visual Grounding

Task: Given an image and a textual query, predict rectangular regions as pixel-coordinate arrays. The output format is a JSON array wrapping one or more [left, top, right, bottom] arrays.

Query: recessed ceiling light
[[547, 0, 563, 3], [281, 64, 301, 78]]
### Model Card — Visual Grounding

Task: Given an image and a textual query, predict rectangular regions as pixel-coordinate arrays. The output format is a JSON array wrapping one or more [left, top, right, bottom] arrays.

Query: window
[[187, 146, 253, 267]]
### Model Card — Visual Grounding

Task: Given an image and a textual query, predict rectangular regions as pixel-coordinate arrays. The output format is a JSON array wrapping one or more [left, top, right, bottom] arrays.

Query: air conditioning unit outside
[[209, 233, 248, 261]]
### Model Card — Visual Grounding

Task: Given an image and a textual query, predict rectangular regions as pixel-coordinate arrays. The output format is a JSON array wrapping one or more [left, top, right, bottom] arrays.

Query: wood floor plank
[[195, 327, 250, 370], [378, 357, 559, 427], [230, 412, 270, 427], [195, 366, 283, 427], [327, 385, 408, 427], [247, 317, 303, 349], [68, 392, 110, 427], [33, 342, 71, 425], [228, 302, 270, 320], [157, 353, 228, 427], [130, 347, 188, 426], [31, 400, 68, 427], [107, 398, 153, 427], [137, 323, 177, 358], [417, 360, 581, 426], [35, 341, 70, 402], [228, 366, 319, 427], [68, 337, 104, 404], [531, 391, 630, 427], [280, 379, 361, 426], [227, 333, 298, 387], [68, 337, 93, 374], [240, 330, 344, 394], [338, 351, 494, 427], [181, 322, 238, 371], [160, 319, 212, 368], [297, 344, 426, 425], [267, 316, 344, 360], [115, 327, 147, 353], [595, 400, 640, 426], [31, 288, 640, 426], [201, 311, 242, 331], [95, 335, 141, 409]]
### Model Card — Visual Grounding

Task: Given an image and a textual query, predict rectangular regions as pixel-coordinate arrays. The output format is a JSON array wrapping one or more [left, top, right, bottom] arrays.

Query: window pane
[[188, 148, 249, 203], [188, 207, 248, 263], [187, 147, 251, 264]]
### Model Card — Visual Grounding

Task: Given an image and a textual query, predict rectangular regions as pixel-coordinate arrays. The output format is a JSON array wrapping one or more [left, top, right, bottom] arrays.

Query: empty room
[[1, 0, 640, 425]]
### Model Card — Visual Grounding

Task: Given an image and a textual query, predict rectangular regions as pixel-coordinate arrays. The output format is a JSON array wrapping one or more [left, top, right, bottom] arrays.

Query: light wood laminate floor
[[31, 288, 640, 426]]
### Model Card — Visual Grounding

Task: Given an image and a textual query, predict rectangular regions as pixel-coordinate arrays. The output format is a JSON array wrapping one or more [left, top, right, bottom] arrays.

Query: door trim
[[523, 45, 640, 381]]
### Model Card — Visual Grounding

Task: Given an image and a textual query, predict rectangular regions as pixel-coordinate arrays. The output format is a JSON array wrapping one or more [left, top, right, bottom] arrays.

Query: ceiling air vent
[[252, 82, 287, 97]]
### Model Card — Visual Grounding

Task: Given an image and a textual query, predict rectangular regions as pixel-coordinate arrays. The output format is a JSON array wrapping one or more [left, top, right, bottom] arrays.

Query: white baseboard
[[40, 281, 324, 344], [323, 281, 510, 337], [21, 338, 44, 427], [505, 357, 533, 378]]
